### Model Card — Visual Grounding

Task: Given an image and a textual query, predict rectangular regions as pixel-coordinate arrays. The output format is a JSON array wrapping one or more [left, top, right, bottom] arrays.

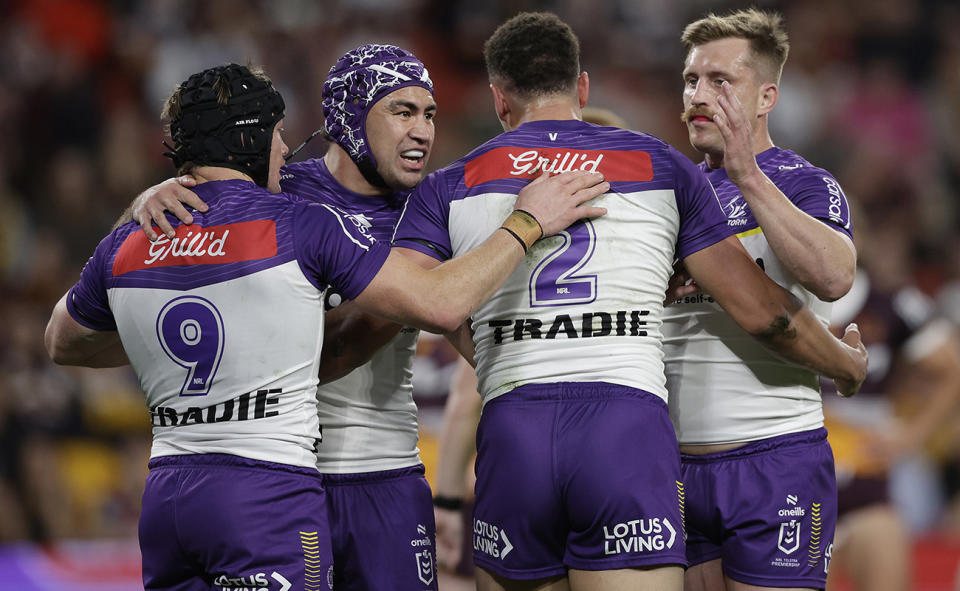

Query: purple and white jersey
[[67, 179, 389, 469], [281, 159, 421, 473], [662, 147, 854, 445], [393, 119, 732, 404]]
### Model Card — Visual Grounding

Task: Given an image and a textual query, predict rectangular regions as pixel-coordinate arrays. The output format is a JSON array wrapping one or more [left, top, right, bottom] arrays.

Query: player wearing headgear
[[46, 62, 337, 591], [61, 50, 603, 588], [129, 44, 442, 590], [291, 44, 441, 590], [392, 12, 866, 591]]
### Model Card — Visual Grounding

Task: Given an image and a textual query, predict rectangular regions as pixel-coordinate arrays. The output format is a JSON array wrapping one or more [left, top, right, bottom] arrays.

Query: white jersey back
[[394, 120, 733, 405], [66, 180, 390, 468], [662, 148, 853, 444], [110, 262, 324, 468]]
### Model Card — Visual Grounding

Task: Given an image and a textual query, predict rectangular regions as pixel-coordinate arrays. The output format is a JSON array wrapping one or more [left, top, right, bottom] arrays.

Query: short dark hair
[[681, 8, 789, 84], [483, 12, 580, 98]]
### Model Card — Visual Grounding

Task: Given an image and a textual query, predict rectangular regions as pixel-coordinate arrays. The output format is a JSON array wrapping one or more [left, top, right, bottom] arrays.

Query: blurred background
[[1, 0, 959, 589]]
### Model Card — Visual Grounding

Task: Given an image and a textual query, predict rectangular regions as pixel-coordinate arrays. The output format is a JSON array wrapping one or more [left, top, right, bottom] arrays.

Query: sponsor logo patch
[[602, 517, 677, 555], [113, 220, 277, 275], [464, 147, 653, 187]]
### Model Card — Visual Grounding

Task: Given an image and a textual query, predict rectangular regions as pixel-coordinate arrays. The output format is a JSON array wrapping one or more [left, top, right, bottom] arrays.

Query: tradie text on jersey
[[145, 229, 229, 265], [507, 150, 604, 176]]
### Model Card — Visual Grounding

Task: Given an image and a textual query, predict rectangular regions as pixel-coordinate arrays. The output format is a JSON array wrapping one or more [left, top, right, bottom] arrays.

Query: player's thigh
[[569, 565, 683, 591], [684, 558, 724, 591], [476, 566, 570, 591], [325, 466, 438, 591], [724, 577, 813, 591], [683, 559, 811, 591]]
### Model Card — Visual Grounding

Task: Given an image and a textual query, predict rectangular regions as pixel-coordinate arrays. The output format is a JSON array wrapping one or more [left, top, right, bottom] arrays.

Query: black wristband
[[432, 495, 465, 510]]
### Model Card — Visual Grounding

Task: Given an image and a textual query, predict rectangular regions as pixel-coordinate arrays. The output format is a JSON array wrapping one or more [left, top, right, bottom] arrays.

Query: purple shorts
[[681, 428, 837, 588], [139, 453, 334, 591], [473, 382, 685, 579], [323, 465, 438, 590]]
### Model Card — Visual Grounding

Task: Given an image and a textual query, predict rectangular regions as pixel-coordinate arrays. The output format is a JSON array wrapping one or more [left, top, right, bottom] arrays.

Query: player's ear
[[490, 83, 511, 126], [577, 72, 589, 108], [757, 82, 777, 116]]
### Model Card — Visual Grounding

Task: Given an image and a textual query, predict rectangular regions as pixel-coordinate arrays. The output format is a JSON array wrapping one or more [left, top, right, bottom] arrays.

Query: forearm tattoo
[[757, 314, 797, 343]]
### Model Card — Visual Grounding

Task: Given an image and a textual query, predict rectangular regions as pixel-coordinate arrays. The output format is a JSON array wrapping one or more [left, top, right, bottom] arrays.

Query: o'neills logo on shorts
[[113, 220, 278, 275], [464, 147, 653, 187]]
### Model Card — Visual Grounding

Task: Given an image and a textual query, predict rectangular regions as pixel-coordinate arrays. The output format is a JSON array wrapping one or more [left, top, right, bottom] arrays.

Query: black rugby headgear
[[164, 63, 285, 187]]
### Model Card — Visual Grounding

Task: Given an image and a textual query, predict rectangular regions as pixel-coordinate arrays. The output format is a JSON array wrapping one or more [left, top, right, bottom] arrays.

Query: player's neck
[[507, 100, 582, 130], [324, 144, 390, 196], [191, 167, 254, 185]]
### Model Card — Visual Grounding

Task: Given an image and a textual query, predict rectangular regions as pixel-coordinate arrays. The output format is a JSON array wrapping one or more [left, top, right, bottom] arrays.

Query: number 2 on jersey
[[157, 296, 225, 396], [529, 219, 597, 307]]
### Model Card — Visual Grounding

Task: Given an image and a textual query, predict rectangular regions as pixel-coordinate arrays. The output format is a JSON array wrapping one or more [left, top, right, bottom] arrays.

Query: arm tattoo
[[757, 314, 797, 343]]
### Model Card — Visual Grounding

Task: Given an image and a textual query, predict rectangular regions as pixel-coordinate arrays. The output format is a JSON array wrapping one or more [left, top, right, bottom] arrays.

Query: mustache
[[680, 106, 715, 124]]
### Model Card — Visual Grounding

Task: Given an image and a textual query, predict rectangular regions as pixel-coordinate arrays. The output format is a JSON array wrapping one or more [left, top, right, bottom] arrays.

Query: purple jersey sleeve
[[391, 170, 452, 261], [66, 232, 121, 331], [293, 200, 390, 299], [671, 147, 736, 260], [779, 168, 853, 239]]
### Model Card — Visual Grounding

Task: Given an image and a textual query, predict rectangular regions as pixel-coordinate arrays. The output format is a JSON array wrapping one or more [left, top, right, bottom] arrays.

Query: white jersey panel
[[662, 228, 829, 445], [108, 260, 324, 469], [449, 189, 681, 405], [315, 327, 421, 473]]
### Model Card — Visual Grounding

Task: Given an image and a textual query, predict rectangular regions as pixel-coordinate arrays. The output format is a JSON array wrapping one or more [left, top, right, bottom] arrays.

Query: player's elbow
[[735, 310, 782, 338], [806, 243, 856, 302], [415, 297, 471, 334], [805, 268, 854, 302], [729, 292, 804, 340], [44, 325, 74, 365], [426, 309, 469, 334]]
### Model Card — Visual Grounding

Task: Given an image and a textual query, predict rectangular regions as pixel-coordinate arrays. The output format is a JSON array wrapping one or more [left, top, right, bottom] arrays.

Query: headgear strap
[[321, 44, 433, 189], [164, 63, 285, 187]]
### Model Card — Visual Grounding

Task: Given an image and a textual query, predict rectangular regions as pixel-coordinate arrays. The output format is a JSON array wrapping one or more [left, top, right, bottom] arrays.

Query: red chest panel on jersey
[[113, 220, 278, 276], [464, 147, 653, 188]]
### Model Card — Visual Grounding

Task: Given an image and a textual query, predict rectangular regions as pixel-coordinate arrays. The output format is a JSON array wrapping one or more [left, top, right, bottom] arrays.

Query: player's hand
[[664, 260, 699, 305], [434, 506, 464, 572], [834, 323, 868, 397], [515, 170, 608, 237], [133, 176, 208, 241], [712, 81, 761, 186]]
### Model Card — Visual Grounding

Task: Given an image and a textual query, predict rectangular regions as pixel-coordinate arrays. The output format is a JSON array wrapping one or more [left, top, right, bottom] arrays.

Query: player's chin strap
[[282, 128, 390, 189], [285, 129, 324, 162]]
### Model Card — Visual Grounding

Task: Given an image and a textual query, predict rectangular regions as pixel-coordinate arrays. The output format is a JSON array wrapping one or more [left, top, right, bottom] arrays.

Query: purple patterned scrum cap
[[321, 44, 433, 182]]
